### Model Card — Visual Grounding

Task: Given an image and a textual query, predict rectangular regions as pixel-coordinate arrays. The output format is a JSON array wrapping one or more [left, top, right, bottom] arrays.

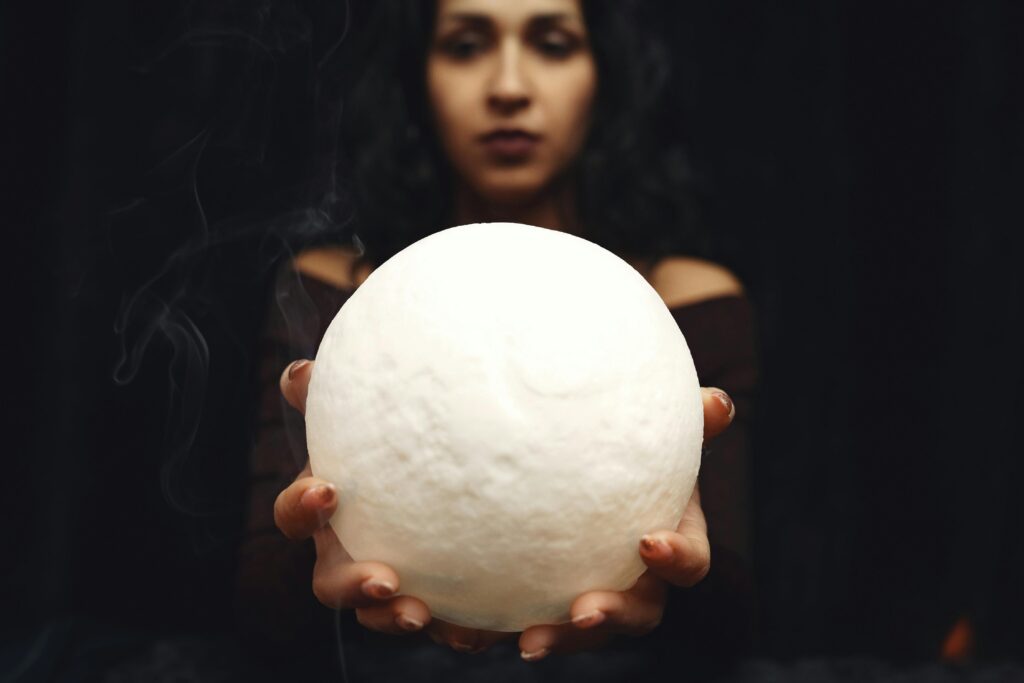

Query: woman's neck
[[450, 181, 656, 281], [452, 181, 583, 236]]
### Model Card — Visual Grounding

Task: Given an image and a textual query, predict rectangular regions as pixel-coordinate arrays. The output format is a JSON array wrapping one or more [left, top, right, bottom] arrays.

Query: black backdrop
[[5, 0, 1023, 676]]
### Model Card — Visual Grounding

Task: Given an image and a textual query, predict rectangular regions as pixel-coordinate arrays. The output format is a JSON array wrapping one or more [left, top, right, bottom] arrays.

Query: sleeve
[[233, 264, 352, 657], [658, 294, 761, 660]]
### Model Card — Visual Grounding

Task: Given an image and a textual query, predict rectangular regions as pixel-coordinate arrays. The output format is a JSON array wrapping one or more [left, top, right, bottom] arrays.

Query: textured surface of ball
[[305, 222, 703, 632]]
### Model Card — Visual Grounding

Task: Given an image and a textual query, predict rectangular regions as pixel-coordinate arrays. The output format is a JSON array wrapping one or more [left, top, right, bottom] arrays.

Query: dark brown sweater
[[234, 263, 760, 676]]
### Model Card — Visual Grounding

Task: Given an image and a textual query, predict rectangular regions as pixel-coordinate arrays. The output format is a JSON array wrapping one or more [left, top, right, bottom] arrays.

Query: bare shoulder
[[291, 245, 374, 290], [650, 256, 745, 308]]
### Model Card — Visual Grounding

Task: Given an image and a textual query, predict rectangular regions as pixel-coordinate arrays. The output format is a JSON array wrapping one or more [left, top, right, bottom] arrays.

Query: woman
[[236, 0, 758, 679]]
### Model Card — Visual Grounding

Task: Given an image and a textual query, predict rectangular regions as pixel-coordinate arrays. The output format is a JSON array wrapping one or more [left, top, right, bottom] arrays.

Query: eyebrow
[[439, 12, 581, 26]]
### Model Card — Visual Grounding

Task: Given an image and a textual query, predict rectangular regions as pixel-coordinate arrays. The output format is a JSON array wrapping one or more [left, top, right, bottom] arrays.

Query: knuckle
[[449, 640, 482, 654], [675, 567, 702, 587], [629, 611, 663, 637], [693, 558, 711, 583], [641, 616, 663, 635], [273, 491, 302, 538], [310, 578, 329, 606], [686, 555, 711, 586], [272, 494, 287, 526], [277, 522, 298, 541], [679, 571, 707, 588], [676, 543, 711, 586], [278, 522, 303, 541], [311, 576, 339, 609]]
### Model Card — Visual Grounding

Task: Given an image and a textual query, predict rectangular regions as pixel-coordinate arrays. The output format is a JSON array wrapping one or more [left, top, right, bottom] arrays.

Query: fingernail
[[288, 359, 311, 380], [640, 535, 672, 559], [572, 610, 606, 629], [451, 641, 478, 653], [521, 647, 550, 662], [712, 390, 735, 419], [396, 614, 423, 632], [301, 483, 336, 509], [362, 579, 396, 600]]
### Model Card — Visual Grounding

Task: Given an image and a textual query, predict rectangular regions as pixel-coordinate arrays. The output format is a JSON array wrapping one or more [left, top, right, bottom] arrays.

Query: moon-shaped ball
[[305, 222, 703, 632]]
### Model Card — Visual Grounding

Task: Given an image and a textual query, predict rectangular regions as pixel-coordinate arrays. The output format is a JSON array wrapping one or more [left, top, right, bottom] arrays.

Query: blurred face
[[427, 0, 597, 207]]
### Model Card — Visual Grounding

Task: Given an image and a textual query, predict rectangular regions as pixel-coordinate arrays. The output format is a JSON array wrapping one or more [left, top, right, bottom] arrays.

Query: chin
[[473, 172, 550, 208]]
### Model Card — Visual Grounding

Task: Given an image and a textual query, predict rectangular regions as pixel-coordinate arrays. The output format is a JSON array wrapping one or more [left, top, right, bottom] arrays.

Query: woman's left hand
[[515, 386, 735, 661], [420, 387, 734, 658]]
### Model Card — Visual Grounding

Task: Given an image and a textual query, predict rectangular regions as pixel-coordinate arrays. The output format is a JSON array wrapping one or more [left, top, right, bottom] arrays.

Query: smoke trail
[[109, 0, 353, 521], [103, 4, 361, 677], [112, 129, 211, 387]]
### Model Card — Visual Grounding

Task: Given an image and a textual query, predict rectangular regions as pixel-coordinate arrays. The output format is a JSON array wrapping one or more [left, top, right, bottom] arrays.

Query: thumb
[[701, 387, 735, 441], [280, 359, 315, 414]]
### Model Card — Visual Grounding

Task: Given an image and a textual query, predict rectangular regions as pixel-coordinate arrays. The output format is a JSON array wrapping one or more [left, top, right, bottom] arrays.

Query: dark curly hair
[[313, 0, 709, 283]]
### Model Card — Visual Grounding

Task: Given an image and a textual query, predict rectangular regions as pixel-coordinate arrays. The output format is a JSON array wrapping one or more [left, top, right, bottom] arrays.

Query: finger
[[353, 594, 433, 636], [280, 359, 315, 414], [310, 554, 404, 611], [273, 475, 338, 540], [701, 386, 735, 441], [568, 572, 667, 636], [677, 482, 708, 541], [425, 620, 516, 655], [518, 621, 614, 661], [519, 573, 666, 660], [638, 528, 711, 588]]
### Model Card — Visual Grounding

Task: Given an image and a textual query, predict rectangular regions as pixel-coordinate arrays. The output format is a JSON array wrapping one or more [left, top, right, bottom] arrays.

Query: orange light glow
[[940, 615, 975, 663]]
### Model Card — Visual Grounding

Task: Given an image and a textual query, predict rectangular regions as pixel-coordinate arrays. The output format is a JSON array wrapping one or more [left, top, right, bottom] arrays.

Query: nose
[[486, 40, 530, 115]]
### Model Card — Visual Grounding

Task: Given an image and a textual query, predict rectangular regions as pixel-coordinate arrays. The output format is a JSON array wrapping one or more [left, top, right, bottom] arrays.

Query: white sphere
[[305, 222, 702, 632]]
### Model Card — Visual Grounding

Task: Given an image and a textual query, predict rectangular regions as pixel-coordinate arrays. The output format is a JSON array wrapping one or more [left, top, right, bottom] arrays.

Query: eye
[[533, 29, 580, 59], [441, 30, 489, 60]]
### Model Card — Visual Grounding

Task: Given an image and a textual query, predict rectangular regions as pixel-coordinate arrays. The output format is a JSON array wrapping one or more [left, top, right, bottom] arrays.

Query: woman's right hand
[[275, 359, 517, 654]]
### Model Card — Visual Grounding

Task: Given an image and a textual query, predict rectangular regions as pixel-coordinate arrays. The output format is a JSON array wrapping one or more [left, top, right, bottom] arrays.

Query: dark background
[[4, 0, 1022, 679]]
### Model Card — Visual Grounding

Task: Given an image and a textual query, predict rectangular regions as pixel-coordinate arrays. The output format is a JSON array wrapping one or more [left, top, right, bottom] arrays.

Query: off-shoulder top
[[234, 263, 760, 679]]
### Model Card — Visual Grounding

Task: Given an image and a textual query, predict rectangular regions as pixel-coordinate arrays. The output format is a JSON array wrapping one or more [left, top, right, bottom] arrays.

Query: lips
[[479, 128, 540, 158]]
